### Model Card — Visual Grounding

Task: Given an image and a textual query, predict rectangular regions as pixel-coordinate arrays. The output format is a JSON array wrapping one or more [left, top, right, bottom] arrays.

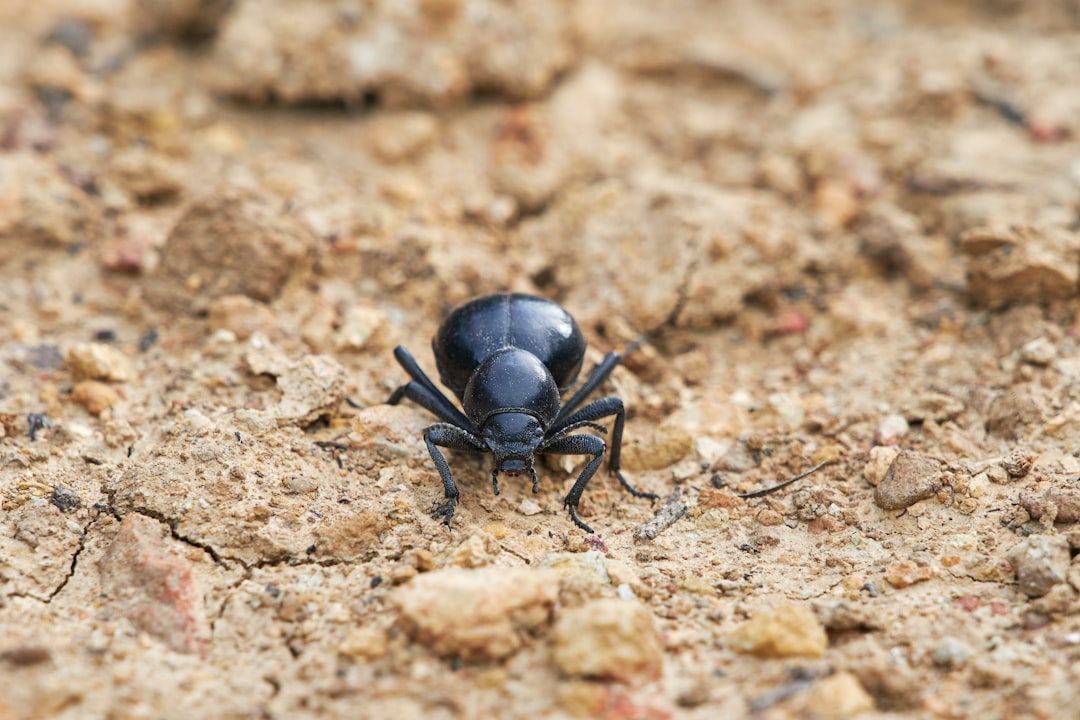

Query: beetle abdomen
[[434, 293, 586, 398]]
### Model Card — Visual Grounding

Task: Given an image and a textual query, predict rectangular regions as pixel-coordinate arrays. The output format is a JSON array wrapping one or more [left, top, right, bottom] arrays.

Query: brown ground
[[3, 1, 1080, 718]]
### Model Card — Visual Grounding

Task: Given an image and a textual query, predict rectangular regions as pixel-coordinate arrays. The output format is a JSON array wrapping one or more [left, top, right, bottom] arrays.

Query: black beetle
[[387, 292, 658, 533]]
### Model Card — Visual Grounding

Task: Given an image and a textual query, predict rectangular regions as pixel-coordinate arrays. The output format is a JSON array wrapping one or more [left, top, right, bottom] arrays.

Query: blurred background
[[3, 2, 1080, 718]]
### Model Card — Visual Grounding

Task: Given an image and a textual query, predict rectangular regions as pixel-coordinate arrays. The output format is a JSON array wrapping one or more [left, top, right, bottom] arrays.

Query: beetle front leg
[[548, 396, 658, 502], [423, 423, 486, 527], [539, 433, 607, 533]]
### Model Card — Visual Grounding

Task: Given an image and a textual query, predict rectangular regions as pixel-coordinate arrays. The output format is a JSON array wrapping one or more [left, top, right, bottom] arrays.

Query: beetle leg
[[554, 351, 621, 424], [546, 396, 659, 503], [388, 346, 474, 431], [539, 433, 606, 533], [423, 423, 487, 527]]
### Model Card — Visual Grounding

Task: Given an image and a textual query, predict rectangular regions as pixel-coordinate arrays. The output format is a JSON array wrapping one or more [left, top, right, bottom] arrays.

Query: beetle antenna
[[530, 466, 540, 494], [492, 468, 501, 496]]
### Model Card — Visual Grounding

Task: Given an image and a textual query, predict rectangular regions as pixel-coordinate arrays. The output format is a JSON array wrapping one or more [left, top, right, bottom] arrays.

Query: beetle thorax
[[462, 348, 561, 427]]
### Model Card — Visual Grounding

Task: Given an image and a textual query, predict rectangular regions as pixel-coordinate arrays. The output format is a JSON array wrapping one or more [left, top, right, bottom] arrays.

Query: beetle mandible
[[387, 292, 658, 533]]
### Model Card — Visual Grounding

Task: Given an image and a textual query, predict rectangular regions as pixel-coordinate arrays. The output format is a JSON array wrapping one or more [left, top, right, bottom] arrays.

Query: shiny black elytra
[[387, 293, 657, 533]]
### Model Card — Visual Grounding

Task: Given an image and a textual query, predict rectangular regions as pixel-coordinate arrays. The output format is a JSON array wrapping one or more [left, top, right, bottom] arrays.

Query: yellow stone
[[729, 604, 828, 658]]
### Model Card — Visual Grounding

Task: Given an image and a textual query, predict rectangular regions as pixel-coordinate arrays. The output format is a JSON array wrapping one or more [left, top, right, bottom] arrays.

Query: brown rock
[[986, 387, 1044, 439], [960, 225, 1080, 309], [146, 187, 316, 312], [1022, 488, 1080, 524], [394, 567, 559, 661], [552, 599, 663, 683], [98, 514, 210, 655], [1007, 535, 1070, 598], [874, 451, 943, 510]]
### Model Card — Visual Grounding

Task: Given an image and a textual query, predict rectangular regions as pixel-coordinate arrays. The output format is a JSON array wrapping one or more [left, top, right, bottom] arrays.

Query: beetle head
[[482, 411, 544, 476]]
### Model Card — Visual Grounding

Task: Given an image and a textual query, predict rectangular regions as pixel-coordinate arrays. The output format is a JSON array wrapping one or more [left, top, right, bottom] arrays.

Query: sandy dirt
[[3, 1, 1080, 718]]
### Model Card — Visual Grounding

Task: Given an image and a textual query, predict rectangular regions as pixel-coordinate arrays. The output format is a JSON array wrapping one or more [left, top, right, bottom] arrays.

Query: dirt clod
[[551, 598, 663, 683], [146, 187, 316, 312], [394, 567, 559, 661]]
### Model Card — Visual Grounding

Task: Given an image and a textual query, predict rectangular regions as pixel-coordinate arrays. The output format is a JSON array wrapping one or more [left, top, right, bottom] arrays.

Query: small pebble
[[26, 413, 52, 440], [542, 551, 609, 586], [729, 604, 828, 658], [370, 112, 438, 162], [863, 446, 900, 486], [680, 576, 714, 596], [1001, 448, 1036, 478], [883, 560, 934, 589], [335, 305, 389, 352], [933, 637, 972, 668], [49, 485, 81, 513], [66, 342, 134, 382], [552, 599, 663, 683], [801, 671, 875, 720], [338, 627, 388, 661], [874, 414, 909, 445], [1020, 337, 1056, 365], [519, 498, 542, 516], [1007, 535, 1070, 598], [71, 380, 119, 414], [445, 532, 500, 568], [874, 451, 942, 510], [207, 295, 276, 340], [986, 464, 1010, 484]]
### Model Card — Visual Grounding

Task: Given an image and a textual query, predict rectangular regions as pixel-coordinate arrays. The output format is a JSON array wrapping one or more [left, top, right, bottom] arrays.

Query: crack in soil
[[45, 515, 99, 602]]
